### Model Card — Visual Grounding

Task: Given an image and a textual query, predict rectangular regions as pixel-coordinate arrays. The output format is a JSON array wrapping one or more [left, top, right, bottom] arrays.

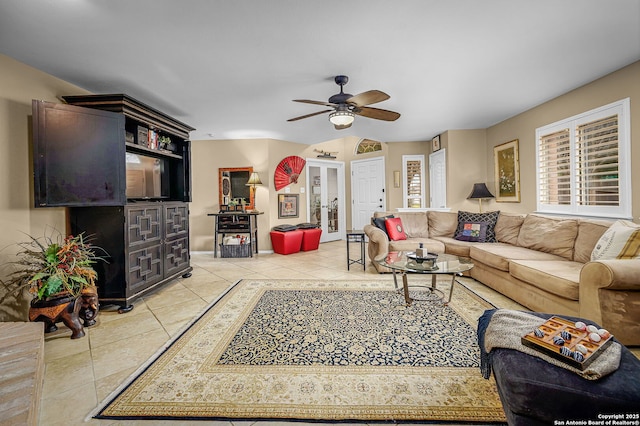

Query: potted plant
[[1, 231, 106, 338]]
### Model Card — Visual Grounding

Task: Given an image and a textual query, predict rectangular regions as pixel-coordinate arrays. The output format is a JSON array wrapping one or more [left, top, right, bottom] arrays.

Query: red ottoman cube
[[300, 228, 322, 251], [270, 230, 303, 255]]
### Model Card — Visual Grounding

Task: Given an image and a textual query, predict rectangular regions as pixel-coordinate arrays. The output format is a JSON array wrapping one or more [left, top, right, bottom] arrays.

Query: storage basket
[[219, 243, 251, 258]]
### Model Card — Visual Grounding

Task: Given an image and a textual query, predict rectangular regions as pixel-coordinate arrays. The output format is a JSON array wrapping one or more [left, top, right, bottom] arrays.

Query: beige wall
[[442, 129, 488, 212], [0, 54, 91, 259], [190, 136, 423, 251], [190, 138, 323, 252], [0, 54, 91, 320], [383, 141, 430, 209], [190, 135, 438, 251], [486, 60, 640, 220]]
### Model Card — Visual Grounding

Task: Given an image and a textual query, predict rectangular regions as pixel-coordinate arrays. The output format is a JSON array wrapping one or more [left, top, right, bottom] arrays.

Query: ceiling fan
[[287, 75, 400, 130]]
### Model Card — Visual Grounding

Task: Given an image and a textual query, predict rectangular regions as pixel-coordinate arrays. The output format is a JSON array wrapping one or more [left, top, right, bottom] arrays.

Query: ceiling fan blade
[[287, 109, 333, 122], [346, 90, 390, 107], [293, 99, 337, 107], [334, 122, 352, 130], [353, 106, 401, 121]]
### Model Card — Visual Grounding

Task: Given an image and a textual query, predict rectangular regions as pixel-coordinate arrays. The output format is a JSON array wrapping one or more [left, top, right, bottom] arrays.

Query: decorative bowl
[[406, 251, 438, 268]]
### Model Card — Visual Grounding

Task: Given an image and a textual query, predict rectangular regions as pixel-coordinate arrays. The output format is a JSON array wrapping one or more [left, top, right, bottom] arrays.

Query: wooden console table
[[208, 212, 263, 257]]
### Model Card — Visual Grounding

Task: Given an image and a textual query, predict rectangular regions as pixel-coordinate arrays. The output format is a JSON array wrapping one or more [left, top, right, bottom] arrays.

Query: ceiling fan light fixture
[[328, 110, 355, 126]]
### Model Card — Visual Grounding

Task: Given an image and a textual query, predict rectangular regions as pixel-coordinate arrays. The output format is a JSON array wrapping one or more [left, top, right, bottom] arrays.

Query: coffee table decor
[[521, 316, 614, 370], [406, 251, 439, 269]]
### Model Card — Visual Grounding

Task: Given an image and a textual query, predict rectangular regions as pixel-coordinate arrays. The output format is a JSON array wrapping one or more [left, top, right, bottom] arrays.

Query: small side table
[[346, 230, 366, 270]]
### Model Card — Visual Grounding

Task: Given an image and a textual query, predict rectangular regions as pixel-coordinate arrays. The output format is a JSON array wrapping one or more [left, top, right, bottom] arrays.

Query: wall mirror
[[219, 167, 254, 210]]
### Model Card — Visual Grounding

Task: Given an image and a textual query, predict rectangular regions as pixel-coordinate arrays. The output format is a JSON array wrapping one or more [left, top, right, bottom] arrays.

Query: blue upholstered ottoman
[[478, 310, 640, 426]]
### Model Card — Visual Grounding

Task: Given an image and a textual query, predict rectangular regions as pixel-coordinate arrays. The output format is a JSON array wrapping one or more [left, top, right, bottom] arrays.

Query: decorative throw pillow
[[454, 221, 488, 242], [372, 215, 393, 237], [454, 211, 500, 243], [385, 217, 407, 241], [591, 220, 640, 260]]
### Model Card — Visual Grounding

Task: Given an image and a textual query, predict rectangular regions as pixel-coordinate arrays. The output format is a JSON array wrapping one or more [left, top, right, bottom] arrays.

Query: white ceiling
[[1, 0, 639, 144]]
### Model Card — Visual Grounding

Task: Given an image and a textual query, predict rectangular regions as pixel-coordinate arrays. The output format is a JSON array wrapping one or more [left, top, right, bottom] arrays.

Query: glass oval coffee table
[[377, 251, 474, 306]]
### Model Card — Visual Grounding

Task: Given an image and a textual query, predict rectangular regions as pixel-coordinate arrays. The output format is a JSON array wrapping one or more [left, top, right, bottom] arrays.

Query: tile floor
[[37, 241, 634, 426]]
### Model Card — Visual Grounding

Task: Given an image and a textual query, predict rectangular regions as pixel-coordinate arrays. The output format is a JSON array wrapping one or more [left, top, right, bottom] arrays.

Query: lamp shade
[[246, 172, 262, 186], [328, 110, 355, 126], [468, 183, 494, 199]]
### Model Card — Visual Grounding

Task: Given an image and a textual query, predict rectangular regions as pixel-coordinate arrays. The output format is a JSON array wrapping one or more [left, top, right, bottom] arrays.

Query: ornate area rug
[[93, 279, 506, 422]]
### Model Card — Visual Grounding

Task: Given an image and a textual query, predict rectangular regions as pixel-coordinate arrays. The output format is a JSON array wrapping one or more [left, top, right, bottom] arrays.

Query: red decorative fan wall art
[[274, 156, 306, 191]]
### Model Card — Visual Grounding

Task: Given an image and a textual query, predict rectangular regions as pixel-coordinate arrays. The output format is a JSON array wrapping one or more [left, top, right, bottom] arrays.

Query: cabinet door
[[164, 203, 189, 239], [163, 203, 190, 276], [127, 244, 163, 292], [126, 205, 163, 292], [32, 100, 126, 207], [126, 205, 162, 247], [164, 236, 189, 276]]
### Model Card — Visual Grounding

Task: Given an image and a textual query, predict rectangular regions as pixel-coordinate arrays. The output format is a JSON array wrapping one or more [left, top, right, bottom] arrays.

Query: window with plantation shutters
[[576, 115, 619, 207], [536, 98, 631, 219], [538, 129, 571, 206], [402, 155, 425, 208]]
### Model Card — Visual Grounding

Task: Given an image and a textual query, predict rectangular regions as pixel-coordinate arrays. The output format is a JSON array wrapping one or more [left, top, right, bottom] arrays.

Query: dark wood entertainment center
[[32, 94, 195, 312]]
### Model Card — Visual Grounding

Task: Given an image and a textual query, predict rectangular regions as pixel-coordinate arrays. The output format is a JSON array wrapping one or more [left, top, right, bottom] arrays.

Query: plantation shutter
[[406, 160, 422, 208], [538, 129, 571, 205], [575, 114, 619, 206], [536, 98, 629, 218]]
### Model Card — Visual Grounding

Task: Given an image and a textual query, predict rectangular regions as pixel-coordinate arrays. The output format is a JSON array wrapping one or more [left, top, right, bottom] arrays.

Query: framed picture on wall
[[278, 194, 299, 218], [432, 135, 441, 151], [494, 139, 521, 202]]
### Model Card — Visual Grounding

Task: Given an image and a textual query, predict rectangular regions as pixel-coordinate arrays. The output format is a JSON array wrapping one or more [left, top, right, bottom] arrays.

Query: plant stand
[[29, 294, 85, 339], [79, 286, 100, 327]]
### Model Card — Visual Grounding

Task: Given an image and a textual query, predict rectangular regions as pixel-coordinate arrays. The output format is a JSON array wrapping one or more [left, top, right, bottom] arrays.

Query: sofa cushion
[[592, 220, 640, 260], [373, 211, 392, 218], [428, 211, 458, 238], [508, 260, 581, 300], [454, 211, 500, 243], [516, 214, 578, 260], [574, 218, 612, 263], [494, 213, 525, 245], [385, 217, 407, 241], [455, 221, 488, 242], [395, 212, 430, 238], [389, 238, 445, 254], [469, 244, 565, 272], [433, 236, 473, 257]]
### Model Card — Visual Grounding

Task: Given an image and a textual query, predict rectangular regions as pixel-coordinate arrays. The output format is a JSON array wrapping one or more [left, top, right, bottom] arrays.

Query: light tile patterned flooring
[[37, 241, 634, 425]]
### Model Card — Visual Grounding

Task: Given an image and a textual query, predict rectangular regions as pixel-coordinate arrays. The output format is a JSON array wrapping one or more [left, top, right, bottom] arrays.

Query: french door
[[306, 159, 345, 243]]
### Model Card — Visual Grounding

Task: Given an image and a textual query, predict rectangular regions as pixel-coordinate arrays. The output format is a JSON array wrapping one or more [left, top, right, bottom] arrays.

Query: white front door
[[351, 157, 386, 231], [306, 159, 345, 243], [429, 149, 447, 208]]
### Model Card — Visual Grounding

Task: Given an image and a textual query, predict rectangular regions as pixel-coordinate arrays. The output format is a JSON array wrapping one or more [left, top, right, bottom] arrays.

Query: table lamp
[[467, 183, 494, 213], [246, 172, 262, 212]]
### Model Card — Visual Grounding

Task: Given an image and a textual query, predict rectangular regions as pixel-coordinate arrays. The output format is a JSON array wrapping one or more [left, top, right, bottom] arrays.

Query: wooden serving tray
[[521, 316, 613, 370]]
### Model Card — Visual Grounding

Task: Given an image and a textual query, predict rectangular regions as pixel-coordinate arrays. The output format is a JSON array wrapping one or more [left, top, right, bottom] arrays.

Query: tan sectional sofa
[[363, 210, 640, 346]]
